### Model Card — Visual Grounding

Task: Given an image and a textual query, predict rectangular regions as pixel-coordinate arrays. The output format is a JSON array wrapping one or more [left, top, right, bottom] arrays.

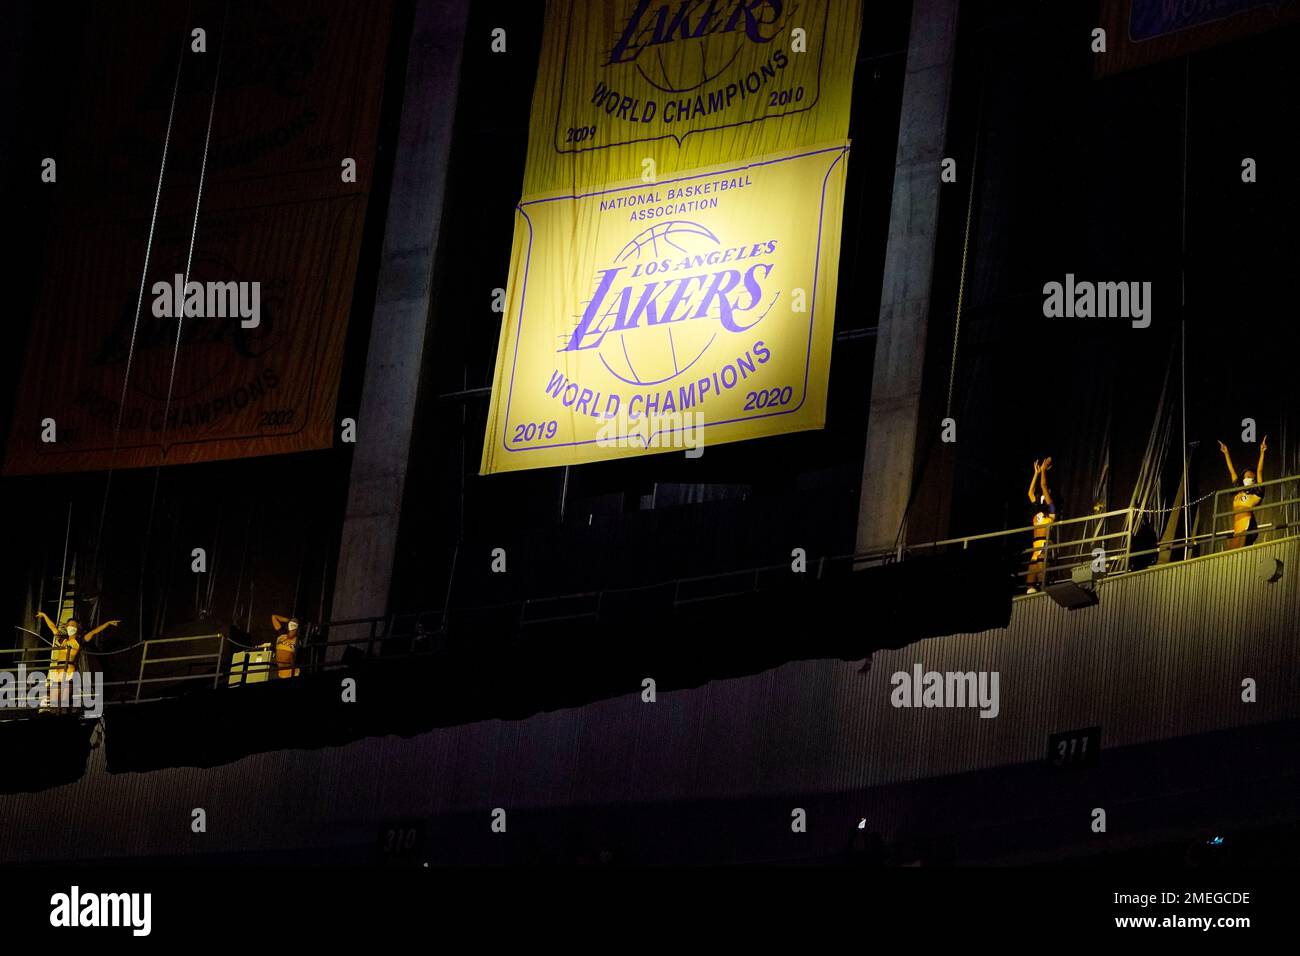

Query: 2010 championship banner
[[482, 0, 861, 473]]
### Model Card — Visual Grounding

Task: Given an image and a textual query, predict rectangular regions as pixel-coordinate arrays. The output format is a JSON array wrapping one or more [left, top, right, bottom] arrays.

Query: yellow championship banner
[[482, 0, 862, 473], [3, 0, 391, 475], [4, 199, 369, 475], [481, 142, 850, 474], [525, 0, 862, 193]]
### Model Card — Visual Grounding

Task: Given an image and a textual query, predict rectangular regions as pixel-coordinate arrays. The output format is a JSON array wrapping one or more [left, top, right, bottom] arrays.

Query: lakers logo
[[561, 0, 830, 153], [563, 220, 779, 387], [607, 0, 792, 93]]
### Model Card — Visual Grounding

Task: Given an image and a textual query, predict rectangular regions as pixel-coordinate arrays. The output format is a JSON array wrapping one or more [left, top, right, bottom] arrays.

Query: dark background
[[3, 0, 1297, 647]]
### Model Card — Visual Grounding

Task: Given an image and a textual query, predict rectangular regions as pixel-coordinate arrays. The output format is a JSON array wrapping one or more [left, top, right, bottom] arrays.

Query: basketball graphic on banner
[[591, 221, 722, 387], [483, 0, 863, 473], [633, 31, 746, 94]]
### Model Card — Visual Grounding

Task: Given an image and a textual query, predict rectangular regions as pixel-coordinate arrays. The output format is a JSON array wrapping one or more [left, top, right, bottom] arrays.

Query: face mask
[[1243, 477, 1254, 487]]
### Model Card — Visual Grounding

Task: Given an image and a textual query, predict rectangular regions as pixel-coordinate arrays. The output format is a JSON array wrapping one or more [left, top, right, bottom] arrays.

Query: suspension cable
[[1178, 54, 1192, 560], [89, 5, 193, 589], [57, 501, 72, 622], [893, 55, 986, 556], [945, 60, 986, 420], [139, 2, 230, 641]]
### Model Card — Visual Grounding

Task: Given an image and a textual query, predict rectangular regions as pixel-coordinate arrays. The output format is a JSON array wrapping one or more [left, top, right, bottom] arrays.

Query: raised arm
[[35, 611, 60, 637], [1027, 461, 1041, 503], [1217, 441, 1237, 484], [1256, 435, 1267, 482], [84, 620, 121, 642], [1038, 457, 1054, 507], [271, 614, 289, 631]]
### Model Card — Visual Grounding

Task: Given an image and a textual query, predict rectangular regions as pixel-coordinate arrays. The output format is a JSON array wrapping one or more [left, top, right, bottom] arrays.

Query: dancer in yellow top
[[270, 614, 301, 679], [1218, 436, 1267, 549], [35, 613, 120, 682], [1026, 458, 1056, 593]]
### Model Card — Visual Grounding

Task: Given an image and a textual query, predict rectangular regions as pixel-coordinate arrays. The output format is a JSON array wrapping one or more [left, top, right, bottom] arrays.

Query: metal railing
[[133, 633, 225, 702], [906, 506, 1135, 591], [1210, 473, 1300, 554], [0, 645, 58, 668], [4, 475, 1298, 710]]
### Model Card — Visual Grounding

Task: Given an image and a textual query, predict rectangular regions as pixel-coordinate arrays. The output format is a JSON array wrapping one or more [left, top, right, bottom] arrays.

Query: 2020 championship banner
[[482, 144, 849, 473], [482, 0, 861, 473]]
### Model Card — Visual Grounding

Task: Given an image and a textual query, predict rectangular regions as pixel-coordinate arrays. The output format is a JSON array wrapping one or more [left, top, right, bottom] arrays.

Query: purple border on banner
[[499, 145, 849, 457]]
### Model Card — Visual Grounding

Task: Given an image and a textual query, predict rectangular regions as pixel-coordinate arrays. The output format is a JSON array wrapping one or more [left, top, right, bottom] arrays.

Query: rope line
[[1136, 489, 1217, 517], [139, 3, 230, 643], [157, 2, 229, 451], [945, 64, 985, 420], [891, 56, 987, 557], [56, 502, 72, 622], [89, 6, 194, 589], [1178, 54, 1192, 559]]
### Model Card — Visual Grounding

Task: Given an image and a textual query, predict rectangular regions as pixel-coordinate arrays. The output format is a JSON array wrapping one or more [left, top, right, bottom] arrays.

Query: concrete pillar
[[855, 0, 961, 555], [330, 0, 469, 647]]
